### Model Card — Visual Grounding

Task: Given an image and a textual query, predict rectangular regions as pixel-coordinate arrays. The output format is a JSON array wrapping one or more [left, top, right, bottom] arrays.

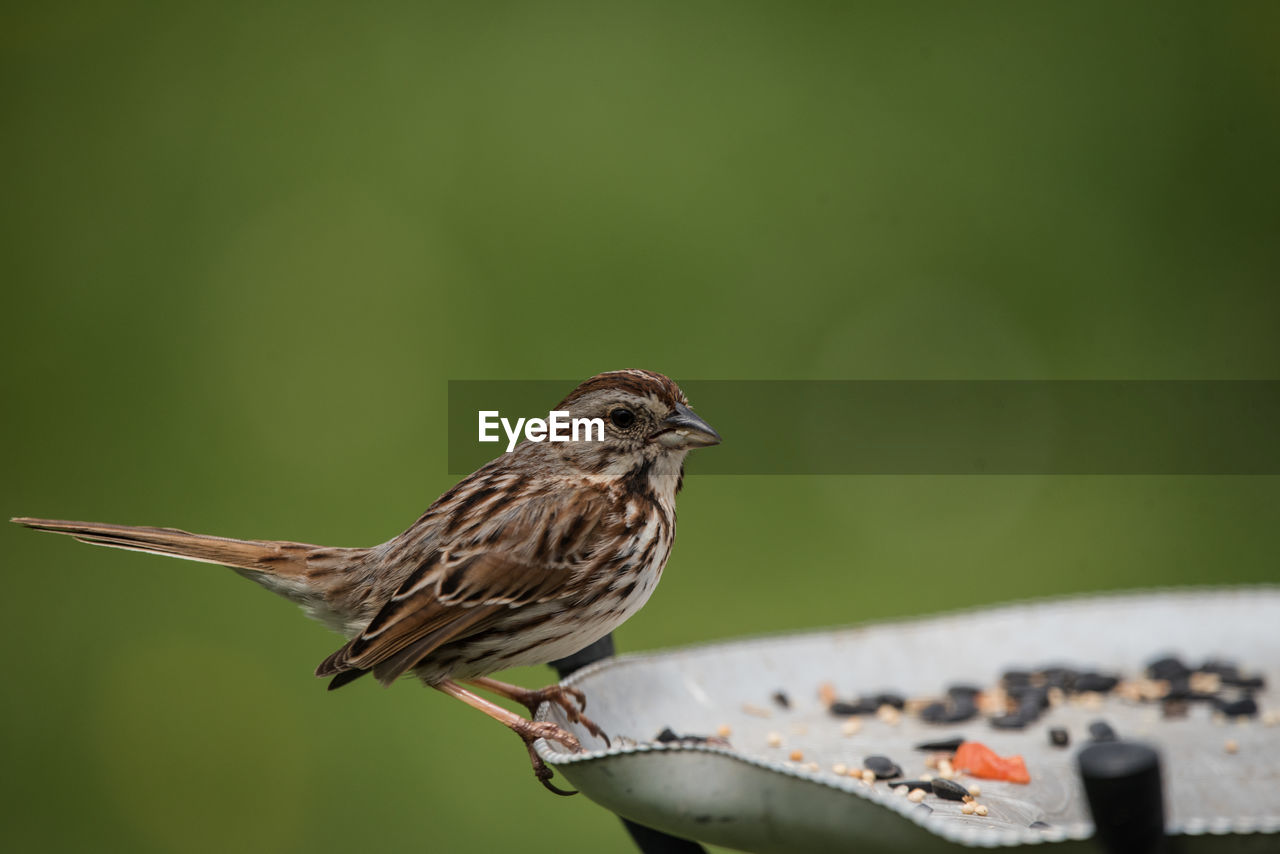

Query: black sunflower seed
[[830, 700, 874, 716], [1088, 720, 1117, 742], [1216, 696, 1258, 718], [947, 684, 982, 700], [990, 712, 1031, 730], [863, 755, 903, 779], [1001, 670, 1033, 690], [931, 778, 969, 801], [944, 701, 979, 723], [919, 702, 950, 724], [1198, 658, 1240, 680], [1012, 686, 1050, 714], [1223, 674, 1266, 690], [1073, 672, 1119, 693], [1039, 667, 1079, 690], [1147, 655, 1191, 682], [915, 736, 966, 752], [875, 693, 906, 710]]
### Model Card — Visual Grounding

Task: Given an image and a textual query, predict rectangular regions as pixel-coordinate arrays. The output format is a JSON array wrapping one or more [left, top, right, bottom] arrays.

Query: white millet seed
[[967, 784, 981, 797], [894, 785, 909, 797], [832, 762, 848, 776], [1190, 672, 1221, 694], [975, 804, 989, 817], [841, 718, 862, 736], [861, 769, 877, 784], [876, 705, 902, 725], [1225, 739, 1239, 754], [907, 788, 927, 803], [716, 724, 732, 738], [961, 802, 976, 815], [766, 731, 783, 748]]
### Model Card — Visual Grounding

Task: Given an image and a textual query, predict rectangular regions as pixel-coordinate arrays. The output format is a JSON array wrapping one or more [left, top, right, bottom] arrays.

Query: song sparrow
[[13, 370, 719, 794]]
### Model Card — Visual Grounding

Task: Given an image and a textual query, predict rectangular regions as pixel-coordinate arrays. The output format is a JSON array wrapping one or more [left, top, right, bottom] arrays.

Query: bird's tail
[[11, 516, 340, 578]]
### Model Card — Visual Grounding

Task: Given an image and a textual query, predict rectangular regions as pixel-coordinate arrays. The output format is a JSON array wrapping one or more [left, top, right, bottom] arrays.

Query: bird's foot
[[434, 679, 585, 796], [520, 685, 611, 747], [513, 719, 581, 796], [513, 717, 582, 753]]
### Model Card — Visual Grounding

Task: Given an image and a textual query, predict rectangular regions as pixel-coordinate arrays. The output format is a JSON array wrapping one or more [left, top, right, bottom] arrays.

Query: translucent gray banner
[[447, 380, 1279, 475]]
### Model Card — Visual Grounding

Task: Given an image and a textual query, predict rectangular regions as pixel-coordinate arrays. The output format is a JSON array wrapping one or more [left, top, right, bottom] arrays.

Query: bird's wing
[[316, 490, 613, 687]]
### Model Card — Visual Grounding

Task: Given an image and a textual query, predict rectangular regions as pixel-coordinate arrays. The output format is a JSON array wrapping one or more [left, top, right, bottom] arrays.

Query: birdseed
[[1088, 720, 1117, 742], [863, 754, 903, 779], [930, 778, 969, 802], [876, 704, 902, 725]]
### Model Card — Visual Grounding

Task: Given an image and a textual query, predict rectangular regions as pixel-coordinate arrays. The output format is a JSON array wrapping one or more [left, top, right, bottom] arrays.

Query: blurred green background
[[3, 3, 1278, 852]]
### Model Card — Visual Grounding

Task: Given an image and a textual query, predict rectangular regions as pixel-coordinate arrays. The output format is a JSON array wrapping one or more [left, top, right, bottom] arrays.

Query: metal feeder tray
[[535, 587, 1279, 852]]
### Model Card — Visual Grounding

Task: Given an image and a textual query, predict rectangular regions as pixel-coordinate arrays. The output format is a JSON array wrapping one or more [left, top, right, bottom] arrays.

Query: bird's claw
[[523, 729, 578, 796], [524, 685, 610, 746]]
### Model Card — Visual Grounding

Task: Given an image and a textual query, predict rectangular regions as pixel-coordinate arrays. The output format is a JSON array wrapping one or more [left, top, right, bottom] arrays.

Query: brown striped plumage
[[13, 369, 719, 794]]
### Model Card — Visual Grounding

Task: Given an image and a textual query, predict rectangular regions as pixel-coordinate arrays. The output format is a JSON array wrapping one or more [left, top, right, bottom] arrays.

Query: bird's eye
[[609, 408, 636, 429]]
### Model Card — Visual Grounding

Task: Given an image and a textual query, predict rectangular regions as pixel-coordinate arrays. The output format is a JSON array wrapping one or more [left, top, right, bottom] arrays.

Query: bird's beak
[[655, 402, 721, 449]]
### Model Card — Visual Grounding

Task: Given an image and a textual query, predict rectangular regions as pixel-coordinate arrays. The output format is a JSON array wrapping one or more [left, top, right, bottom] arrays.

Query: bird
[[13, 369, 719, 794]]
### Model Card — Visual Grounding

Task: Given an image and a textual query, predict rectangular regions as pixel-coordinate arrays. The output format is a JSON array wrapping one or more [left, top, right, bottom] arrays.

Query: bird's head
[[548, 370, 720, 489]]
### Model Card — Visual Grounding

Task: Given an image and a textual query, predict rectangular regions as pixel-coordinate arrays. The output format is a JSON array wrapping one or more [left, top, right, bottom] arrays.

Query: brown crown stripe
[[557, 370, 687, 409]]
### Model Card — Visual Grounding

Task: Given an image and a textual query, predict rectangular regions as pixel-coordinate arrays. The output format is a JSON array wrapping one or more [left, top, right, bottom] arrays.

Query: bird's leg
[[465, 676, 610, 746], [433, 679, 581, 796]]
